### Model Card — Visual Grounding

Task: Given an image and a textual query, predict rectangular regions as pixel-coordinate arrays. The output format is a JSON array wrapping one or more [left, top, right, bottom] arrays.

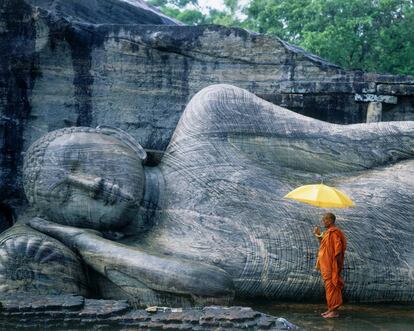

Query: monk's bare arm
[[313, 226, 323, 242]]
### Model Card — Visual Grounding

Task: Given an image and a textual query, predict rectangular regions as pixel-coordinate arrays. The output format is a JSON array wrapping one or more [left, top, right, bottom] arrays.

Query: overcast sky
[[199, 0, 250, 13]]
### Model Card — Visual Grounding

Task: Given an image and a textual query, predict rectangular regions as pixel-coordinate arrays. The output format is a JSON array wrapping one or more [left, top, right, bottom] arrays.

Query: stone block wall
[[0, 294, 302, 330]]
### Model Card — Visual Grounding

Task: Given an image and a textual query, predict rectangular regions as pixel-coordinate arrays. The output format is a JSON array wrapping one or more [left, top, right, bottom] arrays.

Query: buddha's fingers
[[28, 218, 235, 301]]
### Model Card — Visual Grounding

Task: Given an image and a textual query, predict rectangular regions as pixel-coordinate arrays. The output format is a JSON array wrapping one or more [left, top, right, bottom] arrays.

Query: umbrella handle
[[312, 225, 323, 238]]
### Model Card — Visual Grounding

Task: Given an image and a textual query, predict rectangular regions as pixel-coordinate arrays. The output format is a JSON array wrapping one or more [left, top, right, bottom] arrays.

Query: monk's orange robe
[[316, 226, 347, 311]]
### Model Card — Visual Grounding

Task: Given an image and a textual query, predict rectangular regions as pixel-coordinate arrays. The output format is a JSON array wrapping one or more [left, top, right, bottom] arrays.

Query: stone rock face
[[0, 294, 302, 330], [1, 0, 414, 222]]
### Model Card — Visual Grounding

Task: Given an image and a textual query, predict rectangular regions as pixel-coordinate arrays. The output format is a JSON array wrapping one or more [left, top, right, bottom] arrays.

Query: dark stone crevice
[[66, 27, 94, 127], [0, 202, 15, 233], [0, 0, 38, 204]]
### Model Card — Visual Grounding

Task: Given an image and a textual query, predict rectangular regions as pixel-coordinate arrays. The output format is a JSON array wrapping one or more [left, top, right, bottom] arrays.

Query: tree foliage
[[149, 0, 414, 75]]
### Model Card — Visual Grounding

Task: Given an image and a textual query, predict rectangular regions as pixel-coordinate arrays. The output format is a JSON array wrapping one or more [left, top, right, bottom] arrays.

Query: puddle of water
[[243, 300, 414, 331]]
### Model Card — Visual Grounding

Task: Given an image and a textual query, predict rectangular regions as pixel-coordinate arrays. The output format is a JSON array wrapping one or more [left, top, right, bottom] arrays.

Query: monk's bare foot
[[321, 310, 330, 316], [323, 311, 339, 318]]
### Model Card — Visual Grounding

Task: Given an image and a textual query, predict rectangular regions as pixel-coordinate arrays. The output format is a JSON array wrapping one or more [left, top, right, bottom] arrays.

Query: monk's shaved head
[[324, 213, 336, 223]]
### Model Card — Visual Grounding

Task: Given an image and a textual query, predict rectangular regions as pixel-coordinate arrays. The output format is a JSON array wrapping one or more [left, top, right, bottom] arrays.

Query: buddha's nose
[[66, 174, 135, 204]]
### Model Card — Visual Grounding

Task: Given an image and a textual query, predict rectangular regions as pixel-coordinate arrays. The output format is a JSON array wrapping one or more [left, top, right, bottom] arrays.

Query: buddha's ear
[[96, 125, 147, 161]]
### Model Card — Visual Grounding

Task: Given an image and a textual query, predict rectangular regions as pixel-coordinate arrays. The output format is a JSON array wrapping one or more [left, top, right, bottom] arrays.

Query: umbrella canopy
[[284, 184, 355, 208]]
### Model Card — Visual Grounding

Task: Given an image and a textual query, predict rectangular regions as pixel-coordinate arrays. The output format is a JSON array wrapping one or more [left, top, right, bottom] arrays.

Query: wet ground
[[247, 301, 414, 331]]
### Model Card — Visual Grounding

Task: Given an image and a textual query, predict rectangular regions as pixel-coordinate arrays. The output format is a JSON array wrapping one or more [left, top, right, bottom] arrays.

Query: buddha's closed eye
[[61, 174, 135, 205]]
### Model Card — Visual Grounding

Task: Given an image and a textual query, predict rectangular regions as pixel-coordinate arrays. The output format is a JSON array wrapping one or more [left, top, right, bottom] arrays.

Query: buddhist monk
[[313, 212, 347, 318]]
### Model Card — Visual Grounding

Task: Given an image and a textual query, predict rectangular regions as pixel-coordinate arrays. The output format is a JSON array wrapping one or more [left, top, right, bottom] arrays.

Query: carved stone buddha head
[[23, 127, 147, 230]]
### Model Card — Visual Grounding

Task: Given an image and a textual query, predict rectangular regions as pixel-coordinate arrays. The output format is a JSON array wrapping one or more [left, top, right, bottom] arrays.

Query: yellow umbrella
[[284, 184, 355, 208]]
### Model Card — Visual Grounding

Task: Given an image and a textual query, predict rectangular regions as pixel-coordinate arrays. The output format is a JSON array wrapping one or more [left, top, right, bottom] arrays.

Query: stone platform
[[0, 294, 303, 330]]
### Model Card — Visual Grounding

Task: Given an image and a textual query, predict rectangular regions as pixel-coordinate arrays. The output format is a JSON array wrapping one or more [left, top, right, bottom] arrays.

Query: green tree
[[149, 0, 414, 75], [149, 0, 208, 24], [245, 0, 414, 75]]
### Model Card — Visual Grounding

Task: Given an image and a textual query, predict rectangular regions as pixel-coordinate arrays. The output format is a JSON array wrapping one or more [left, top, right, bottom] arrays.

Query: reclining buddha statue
[[0, 84, 413, 306]]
